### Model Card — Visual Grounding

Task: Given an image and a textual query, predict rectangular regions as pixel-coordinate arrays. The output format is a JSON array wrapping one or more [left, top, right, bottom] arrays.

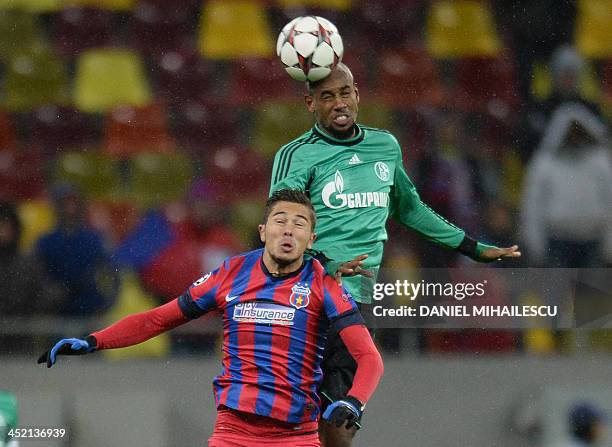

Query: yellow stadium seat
[[103, 272, 170, 361], [74, 48, 152, 113], [357, 103, 396, 134], [575, 0, 612, 58], [0, 10, 46, 61], [1, 47, 70, 112], [252, 101, 313, 159], [65, 0, 135, 11], [198, 0, 274, 59], [0, 0, 62, 12], [54, 151, 123, 201], [275, 0, 352, 10], [17, 199, 55, 251], [130, 152, 194, 208], [425, 0, 501, 58]]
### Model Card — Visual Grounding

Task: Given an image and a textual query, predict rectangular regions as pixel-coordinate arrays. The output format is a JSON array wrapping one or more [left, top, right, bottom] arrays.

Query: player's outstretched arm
[[322, 324, 383, 429], [37, 298, 190, 368]]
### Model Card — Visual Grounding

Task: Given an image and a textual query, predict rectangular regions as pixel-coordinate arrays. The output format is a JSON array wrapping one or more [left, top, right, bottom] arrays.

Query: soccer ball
[[276, 16, 344, 83]]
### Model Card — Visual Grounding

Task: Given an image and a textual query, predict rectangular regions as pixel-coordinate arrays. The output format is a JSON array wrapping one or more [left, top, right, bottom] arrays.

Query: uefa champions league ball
[[276, 16, 344, 83]]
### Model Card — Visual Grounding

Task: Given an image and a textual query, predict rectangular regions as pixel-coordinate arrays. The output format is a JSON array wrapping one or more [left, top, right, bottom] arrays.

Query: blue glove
[[322, 396, 364, 429], [37, 336, 97, 368]]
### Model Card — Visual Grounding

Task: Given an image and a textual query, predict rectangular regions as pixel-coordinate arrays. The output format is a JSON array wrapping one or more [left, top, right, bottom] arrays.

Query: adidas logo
[[348, 154, 362, 165]]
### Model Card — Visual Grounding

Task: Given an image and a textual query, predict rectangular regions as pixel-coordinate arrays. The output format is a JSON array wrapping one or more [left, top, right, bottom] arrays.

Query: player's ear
[[307, 232, 316, 249], [305, 93, 315, 113], [258, 224, 266, 243]]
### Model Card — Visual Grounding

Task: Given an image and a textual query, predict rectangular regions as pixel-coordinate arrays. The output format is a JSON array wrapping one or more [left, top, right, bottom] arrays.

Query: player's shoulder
[[275, 129, 323, 159], [222, 248, 264, 271], [360, 124, 401, 148]]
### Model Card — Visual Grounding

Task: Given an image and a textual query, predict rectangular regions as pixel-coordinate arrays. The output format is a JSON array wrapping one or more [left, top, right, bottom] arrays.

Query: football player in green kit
[[270, 63, 521, 447]]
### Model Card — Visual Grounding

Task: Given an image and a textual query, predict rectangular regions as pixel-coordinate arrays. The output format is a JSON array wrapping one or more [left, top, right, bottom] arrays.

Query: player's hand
[[479, 245, 521, 262], [334, 254, 373, 285], [322, 396, 363, 429], [37, 337, 96, 368]]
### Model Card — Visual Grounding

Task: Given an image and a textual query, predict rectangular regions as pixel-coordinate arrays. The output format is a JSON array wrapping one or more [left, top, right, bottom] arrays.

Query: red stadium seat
[[152, 50, 222, 109], [102, 103, 176, 158], [50, 7, 117, 57], [127, 0, 195, 56], [374, 45, 444, 109], [452, 52, 520, 114], [205, 145, 271, 204], [0, 112, 17, 152], [0, 147, 46, 201], [355, 0, 426, 49], [171, 100, 242, 153], [227, 57, 299, 106], [25, 105, 99, 156]]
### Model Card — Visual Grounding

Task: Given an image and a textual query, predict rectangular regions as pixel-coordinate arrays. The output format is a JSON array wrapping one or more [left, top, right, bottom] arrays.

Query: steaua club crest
[[289, 283, 311, 310]]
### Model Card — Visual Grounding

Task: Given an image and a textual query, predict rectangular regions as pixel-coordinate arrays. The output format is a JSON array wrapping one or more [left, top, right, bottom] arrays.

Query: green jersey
[[270, 123, 468, 303]]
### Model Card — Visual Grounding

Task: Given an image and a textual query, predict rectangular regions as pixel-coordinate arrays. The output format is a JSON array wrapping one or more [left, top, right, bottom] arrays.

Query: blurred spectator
[[140, 179, 244, 301], [35, 184, 119, 316], [0, 202, 66, 317], [0, 202, 66, 354], [565, 402, 607, 446], [414, 111, 480, 267], [521, 104, 612, 267], [520, 45, 605, 161]]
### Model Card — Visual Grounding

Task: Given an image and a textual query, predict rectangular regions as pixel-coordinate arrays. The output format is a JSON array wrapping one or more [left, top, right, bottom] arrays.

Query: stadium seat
[[127, 0, 194, 56], [1, 47, 70, 112], [102, 272, 170, 360], [53, 151, 122, 200], [356, 102, 396, 134], [152, 50, 222, 109], [252, 101, 312, 159], [425, 0, 501, 58], [374, 46, 444, 108], [198, 0, 274, 59], [0, 0, 62, 12], [0, 10, 45, 61], [0, 112, 17, 151], [66, 0, 135, 11], [74, 48, 152, 113], [171, 100, 241, 153], [0, 147, 46, 201], [452, 53, 520, 113], [17, 198, 55, 251], [275, 0, 352, 10], [355, 0, 425, 48], [130, 152, 194, 208], [50, 7, 117, 57], [26, 105, 99, 156], [227, 58, 298, 106], [575, 0, 612, 58], [206, 145, 270, 203], [102, 103, 176, 158]]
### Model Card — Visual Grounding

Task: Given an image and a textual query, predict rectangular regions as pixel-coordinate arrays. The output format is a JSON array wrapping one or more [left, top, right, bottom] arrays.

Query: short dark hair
[[306, 62, 354, 94], [263, 189, 316, 229]]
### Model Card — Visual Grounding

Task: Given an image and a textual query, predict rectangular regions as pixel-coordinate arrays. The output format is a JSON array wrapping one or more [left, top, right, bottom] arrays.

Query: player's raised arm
[[37, 298, 190, 368], [38, 267, 226, 368], [269, 136, 315, 195], [390, 143, 520, 262]]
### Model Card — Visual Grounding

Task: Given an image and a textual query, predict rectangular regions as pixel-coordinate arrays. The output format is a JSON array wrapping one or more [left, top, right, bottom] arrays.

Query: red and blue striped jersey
[[178, 248, 363, 423]]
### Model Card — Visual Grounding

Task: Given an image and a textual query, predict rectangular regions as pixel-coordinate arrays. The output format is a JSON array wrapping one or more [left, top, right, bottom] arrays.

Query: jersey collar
[[313, 123, 365, 146], [260, 255, 306, 280]]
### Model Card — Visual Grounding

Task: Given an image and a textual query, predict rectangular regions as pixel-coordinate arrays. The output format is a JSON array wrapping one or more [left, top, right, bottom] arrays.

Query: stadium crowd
[[0, 0, 610, 356]]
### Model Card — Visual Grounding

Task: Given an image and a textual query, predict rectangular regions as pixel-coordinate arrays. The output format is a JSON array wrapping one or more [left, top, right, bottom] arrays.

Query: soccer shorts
[[319, 302, 376, 429], [208, 406, 320, 447]]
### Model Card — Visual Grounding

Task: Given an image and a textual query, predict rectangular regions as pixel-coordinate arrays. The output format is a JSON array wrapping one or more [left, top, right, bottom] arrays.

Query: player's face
[[306, 69, 359, 139], [259, 201, 316, 271]]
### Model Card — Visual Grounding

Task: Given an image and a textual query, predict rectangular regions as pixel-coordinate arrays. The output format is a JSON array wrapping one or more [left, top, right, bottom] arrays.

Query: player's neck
[[262, 252, 304, 277], [318, 123, 356, 140]]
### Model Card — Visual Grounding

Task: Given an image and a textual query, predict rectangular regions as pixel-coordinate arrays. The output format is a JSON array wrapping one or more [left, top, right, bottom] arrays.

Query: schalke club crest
[[289, 283, 311, 310]]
